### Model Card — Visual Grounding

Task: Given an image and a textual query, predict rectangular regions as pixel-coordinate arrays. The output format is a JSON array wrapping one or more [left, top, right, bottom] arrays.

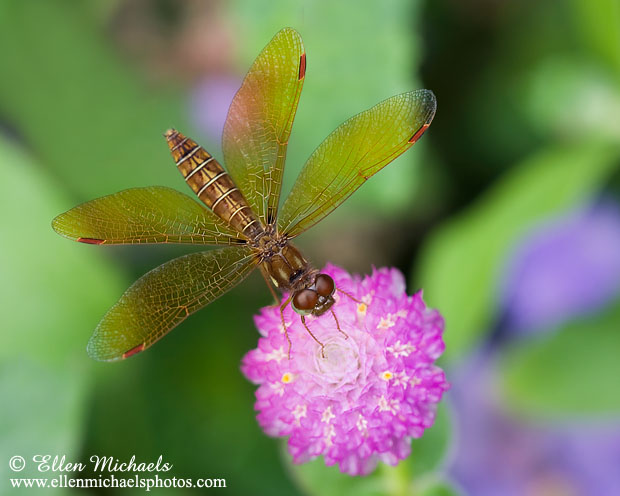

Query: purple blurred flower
[[447, 352, 620, 496], [190, 75, 240, 143], [501, 201, 620, 333], [241, 264, 449, 476]]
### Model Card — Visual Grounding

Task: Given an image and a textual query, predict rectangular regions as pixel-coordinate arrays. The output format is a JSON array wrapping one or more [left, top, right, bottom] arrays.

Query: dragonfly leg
[[280, 296, 293, 359], [261, 267, 281, 306], [330, 309, 348, 340], [301, 315, 326, 358], [336, 287, 363, 304]]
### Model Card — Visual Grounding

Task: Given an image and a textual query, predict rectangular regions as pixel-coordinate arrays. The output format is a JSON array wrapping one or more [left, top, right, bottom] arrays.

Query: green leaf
[[0, 137, 126, 486], [407, 403, 452, 477], [285, 403, 452, 496], [0, 1, 187, 201], [571, 0, 620, 80], [500, 301, 620, 416], [415, 476, 463, 496], [415, 141, 620, 361], [287, 457, 393, 496], [522, 57, 620, 142]]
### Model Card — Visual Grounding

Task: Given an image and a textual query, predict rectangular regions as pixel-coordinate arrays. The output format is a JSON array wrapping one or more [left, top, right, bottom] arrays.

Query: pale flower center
[[312, 335, 361, 387]]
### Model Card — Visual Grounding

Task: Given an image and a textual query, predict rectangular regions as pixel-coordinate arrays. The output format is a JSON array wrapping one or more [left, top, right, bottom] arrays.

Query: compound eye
[[292, 289, 319, 314], [315, 274, 335, 297]]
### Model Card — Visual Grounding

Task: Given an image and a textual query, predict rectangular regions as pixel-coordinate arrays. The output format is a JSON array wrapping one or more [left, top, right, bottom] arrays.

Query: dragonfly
[[52, 28, 436, 362]]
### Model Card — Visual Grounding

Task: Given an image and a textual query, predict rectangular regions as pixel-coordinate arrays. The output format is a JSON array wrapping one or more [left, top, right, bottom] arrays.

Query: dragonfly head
[[291, 274, 336, 317]]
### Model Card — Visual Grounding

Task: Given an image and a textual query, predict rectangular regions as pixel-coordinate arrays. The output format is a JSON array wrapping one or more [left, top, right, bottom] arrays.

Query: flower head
[[501, 200, 620, 334], [241, 264, 449, 475]]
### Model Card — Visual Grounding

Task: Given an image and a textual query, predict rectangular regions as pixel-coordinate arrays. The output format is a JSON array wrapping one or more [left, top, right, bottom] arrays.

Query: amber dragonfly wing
[[87, 245, 258, 361], [223, 27, 305, 226], [277, 90, 436, 238], [52, 186, 244, 245]]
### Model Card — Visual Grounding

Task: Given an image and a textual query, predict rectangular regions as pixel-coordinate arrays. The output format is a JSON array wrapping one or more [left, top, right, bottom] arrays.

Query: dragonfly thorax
[[257, 233, 311, 289], [255, 230, 336, 316]]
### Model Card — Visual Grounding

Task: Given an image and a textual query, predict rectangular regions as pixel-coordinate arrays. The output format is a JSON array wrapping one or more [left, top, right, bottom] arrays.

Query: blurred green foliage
[[416, 141, 619, 360], [501, 300, 620, 416], [0, 1, 186, 201], [572, 0, 620, 79], [0, 137, 126, 487]]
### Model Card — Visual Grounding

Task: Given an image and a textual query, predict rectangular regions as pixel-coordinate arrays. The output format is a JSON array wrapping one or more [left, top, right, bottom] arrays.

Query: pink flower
[[241, 264, 449, 476]]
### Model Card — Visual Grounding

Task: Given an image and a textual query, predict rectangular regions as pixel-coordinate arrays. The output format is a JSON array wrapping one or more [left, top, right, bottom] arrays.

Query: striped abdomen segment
[[165, 129, 263, 240]]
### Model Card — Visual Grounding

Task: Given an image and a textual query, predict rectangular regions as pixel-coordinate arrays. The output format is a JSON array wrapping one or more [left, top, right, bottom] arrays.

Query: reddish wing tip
[[122, 343, 145, 359], [408, 123, 430, 144], [77, 237, 105, 245], [299, 53, 306, 80]]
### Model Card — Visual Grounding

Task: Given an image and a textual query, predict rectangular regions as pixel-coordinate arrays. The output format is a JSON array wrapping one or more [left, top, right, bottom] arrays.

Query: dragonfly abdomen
[[165, 129, 263, 240]]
